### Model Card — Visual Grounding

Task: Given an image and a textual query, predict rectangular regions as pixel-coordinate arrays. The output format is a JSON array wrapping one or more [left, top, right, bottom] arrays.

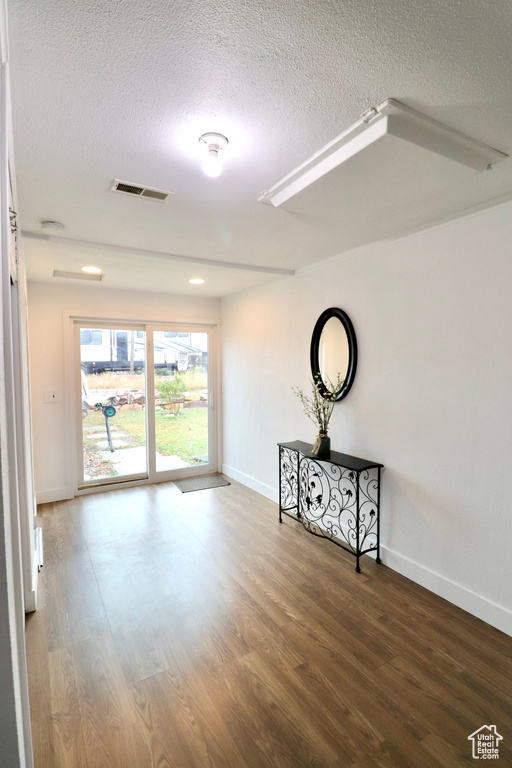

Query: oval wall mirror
[[310, 307, 357, 401]]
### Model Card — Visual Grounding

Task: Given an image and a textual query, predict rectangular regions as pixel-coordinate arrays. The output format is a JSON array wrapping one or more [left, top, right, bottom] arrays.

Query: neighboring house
[[80, 328, 203, 373]]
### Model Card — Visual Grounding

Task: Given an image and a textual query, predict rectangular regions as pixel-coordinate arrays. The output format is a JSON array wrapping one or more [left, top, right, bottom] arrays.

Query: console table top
[[278, 440, 383, 472]]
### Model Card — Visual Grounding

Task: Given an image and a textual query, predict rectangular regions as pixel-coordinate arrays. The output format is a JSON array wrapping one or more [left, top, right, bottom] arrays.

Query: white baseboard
[[221, 468, 512, 637], [222, 464, 279, 504], [25, 531, 41, 614], [381, 545, 512, 637], [24, 588, 37, 613], [36, 487, 71, 505]]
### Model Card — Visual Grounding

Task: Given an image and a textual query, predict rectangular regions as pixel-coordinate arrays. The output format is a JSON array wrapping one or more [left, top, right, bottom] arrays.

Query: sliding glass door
[[76, 322, 215, 490], [153, 330, 210, 475], [79, 324, 148, 486]]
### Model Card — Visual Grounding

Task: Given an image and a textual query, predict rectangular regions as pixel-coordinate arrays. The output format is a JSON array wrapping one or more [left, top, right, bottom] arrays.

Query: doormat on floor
[[173, 475, 231, 493]]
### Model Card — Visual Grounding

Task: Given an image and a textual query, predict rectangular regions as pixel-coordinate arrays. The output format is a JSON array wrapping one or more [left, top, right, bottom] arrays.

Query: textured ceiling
[[8, 0, 512, 296]]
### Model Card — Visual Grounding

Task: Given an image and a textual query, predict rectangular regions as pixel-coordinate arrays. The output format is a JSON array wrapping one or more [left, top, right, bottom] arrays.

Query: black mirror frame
[[310, 307, 358, 401]]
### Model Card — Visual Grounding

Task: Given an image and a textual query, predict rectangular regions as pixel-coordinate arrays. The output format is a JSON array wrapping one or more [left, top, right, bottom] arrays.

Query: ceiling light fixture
[[81, 265, 102, 275], [199, 133, 229, 178], [258, 98, 508, 207], [188, 277, 205, 285]]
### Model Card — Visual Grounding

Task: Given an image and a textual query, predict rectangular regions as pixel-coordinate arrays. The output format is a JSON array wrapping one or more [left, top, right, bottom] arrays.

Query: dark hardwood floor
[[26, 479, 512, 767]]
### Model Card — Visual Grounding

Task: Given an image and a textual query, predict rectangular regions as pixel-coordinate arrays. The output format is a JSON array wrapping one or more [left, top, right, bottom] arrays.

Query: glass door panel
[[153, 330, 209, 473], [80, 326, 148, 485]]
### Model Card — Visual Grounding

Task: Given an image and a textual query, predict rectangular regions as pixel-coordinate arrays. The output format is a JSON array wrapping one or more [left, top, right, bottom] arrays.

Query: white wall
[[221, 201, 512, 636], [27, 282, 220, 503]]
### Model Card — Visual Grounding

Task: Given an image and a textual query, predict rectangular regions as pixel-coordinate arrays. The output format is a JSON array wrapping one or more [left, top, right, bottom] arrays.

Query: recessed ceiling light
[[189, 277, 205, 285], [198, 133, 229, 178], [81, 265, 102, 275]]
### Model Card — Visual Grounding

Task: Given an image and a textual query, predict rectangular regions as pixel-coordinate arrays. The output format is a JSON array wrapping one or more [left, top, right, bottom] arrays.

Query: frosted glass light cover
[[203, 149, 222, 177]]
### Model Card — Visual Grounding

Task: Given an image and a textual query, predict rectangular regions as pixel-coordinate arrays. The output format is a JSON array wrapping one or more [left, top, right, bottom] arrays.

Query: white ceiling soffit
[[22, 236, 286, 298], [259, 99, 509, 208], [23, 232, 293, 276]]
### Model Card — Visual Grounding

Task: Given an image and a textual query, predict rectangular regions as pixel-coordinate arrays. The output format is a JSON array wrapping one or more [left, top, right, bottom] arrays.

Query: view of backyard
[[82, 369, 208, 480]]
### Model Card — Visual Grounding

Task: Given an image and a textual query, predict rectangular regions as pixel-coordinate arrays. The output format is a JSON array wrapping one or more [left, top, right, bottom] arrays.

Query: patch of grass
[[155, 409, 208, 463], [83, 433, 101, 453], [83, 410, 108, 428], [82, 411, 120, 478], [107, 410, 147, 446], [83, 407, 208, 464]]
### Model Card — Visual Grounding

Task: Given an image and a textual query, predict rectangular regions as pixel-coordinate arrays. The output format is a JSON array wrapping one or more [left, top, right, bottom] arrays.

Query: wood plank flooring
[[26, 479, 512, 767]]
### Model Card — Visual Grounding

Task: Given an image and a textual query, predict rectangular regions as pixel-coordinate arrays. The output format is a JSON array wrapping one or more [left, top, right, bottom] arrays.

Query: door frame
[[64, 312, 221, 497], [74, 320, 149, 490], [146, 323, 217, 483]]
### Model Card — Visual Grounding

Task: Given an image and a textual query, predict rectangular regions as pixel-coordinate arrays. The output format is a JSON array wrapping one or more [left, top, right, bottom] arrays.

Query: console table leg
[[355, 472, 361, 573], [376, 466, 382, 563], [278, 446, 282, 522]]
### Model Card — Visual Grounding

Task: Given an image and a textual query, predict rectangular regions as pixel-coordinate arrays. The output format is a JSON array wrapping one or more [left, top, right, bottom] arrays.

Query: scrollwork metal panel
[[299, 457, 359, 551], [357, 468, 380, 555], [278, 442, 382, 572], [279, 446, 299, 512]]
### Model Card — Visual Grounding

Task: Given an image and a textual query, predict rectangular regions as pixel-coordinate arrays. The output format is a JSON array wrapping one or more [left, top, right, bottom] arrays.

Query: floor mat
[[173, 474, 231, 493]]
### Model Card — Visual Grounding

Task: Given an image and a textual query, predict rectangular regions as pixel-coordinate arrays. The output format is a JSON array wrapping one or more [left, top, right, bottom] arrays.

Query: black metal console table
[[278, 441, 383, 572]]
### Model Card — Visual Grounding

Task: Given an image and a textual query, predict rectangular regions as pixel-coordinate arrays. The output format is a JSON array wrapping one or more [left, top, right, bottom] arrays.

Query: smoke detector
[[41, 220, 65, 231]]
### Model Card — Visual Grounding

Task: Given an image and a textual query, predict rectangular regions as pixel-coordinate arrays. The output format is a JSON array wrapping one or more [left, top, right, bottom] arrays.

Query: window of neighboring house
[[80, 329, 102, 345]]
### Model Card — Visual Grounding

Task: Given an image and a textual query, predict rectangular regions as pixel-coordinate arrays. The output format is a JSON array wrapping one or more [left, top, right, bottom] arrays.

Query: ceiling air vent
[[111, 179, 173, 203], [53, 270, 103, 281]]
